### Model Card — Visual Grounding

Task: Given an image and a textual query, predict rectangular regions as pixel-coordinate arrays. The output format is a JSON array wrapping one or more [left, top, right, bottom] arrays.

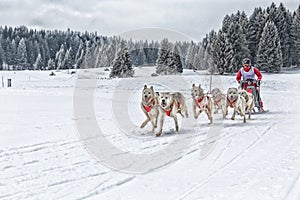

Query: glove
[[257, 80, 261, 86]]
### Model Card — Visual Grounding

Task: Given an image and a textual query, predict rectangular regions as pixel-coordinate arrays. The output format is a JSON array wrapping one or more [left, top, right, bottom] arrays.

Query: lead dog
[[238, 89, 254, 119], [191, 84, 213, 124], [211, 88, 226, 119], [156, 92, 188, 137], [140, 85, 159, 132], [226, 87, 246, 123]]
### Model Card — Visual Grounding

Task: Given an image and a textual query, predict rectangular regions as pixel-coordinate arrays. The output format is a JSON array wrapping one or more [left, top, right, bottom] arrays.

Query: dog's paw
[[231, 117, 235, 120], [156, 132, 162, 137], [140, 123, 146, 128]]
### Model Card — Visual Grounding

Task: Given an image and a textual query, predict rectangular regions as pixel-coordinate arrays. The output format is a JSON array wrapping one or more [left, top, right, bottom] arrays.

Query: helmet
[[242, 58, 251, 65]]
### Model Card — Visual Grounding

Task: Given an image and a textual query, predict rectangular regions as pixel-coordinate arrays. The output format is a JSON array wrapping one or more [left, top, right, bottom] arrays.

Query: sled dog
[[156, 92, 188, 137], [211, 88, 226, 118], [191, 84, 213, 124], [238, 89, 254, 119], [140, 85, 159, 132], [226, 87, 246, 123]]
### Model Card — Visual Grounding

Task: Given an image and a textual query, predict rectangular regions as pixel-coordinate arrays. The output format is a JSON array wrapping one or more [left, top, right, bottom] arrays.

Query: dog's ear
[[192, 83, 195, 87], [156, 92, 160, 96], [150, 86, 154, 91], [144, 85, 147, 89], [198, 84, 201, 88]]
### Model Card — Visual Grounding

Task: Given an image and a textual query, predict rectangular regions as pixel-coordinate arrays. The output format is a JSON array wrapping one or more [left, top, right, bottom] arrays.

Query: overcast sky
[[0, 0, 299, 41]]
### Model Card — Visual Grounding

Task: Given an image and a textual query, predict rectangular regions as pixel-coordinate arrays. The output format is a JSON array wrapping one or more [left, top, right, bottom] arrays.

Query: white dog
[[156, 92, 188, 137], [211, 88, 226, 118], [226, 87, 246, 123], [140, 85, 159, 132], [238, 89, 254, 119], [191, 84, 213, 124]]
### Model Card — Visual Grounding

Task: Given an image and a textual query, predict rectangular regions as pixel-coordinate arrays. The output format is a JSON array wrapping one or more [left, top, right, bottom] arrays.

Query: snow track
[[1, 68, 300, 199]]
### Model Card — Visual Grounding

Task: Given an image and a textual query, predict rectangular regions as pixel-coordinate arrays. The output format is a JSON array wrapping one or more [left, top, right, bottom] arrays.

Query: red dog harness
[[227, 97, 237, 108], [165, 102, 181, 116], [143, 99, 156, 112], [195, 96, 205, 108]]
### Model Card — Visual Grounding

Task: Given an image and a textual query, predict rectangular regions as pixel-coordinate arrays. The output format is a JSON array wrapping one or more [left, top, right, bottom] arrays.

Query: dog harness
[[195, 96, 205, 108], [227, 97, 237, 108], [214, 95, 224, 106], [143, 99, 156, 112], [165, 102, 181, 116]]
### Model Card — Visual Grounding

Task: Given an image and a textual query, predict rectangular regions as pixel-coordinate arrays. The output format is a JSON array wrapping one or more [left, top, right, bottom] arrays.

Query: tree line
[[0, 2, 300, 75]]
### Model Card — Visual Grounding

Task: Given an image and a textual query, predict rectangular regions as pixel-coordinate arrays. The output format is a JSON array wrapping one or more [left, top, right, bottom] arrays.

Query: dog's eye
[[166, 97, 168, 99], [148, 92, 151, 95]]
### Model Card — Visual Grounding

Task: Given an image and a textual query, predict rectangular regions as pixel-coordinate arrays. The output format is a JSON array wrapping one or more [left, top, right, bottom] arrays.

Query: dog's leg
[[140, 110, 151, 128], [156, 113, 164, 137], [173, 115, 179, 132], [231, 107, 236, 120]]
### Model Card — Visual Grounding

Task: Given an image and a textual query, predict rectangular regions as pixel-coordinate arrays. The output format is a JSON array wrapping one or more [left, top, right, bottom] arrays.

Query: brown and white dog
[[225, 87, 246, 123], [191, 84, 213, 124], [211, 88, 226, 119], [156, 92, 188, 137], [238, 89, 254, 119], [140, 85, 159, 132]]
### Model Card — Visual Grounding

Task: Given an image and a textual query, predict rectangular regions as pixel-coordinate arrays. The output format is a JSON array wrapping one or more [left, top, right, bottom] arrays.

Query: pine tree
[[211, 30, 227, 74], [34, 53, 43, 70], [169, 44, 183, 74], [291, 5, 300, 67], [55, 44, 65, 70], [247, 7, 264, 62], [16, 38, 27, 69], [110, 41, 134, 78], [257, 20, 283, 72], [156, 38, 171, 75], [0, 42, 4, 70], [47, 58, 55, 70], [62, 47, 74, 69]]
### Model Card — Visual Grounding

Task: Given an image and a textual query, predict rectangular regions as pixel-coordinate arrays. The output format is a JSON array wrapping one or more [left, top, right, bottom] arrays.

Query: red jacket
[[236, 67, 262, 83]]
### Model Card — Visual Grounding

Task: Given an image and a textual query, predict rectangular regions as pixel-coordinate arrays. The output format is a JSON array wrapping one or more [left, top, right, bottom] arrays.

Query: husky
[[191, 84, 213, 124], [156, 92, 188, 137], [140, 85, 159, 132], [226, 87, 246, 123], [238, 89, 254, 119], [211, 88, 226, 118]]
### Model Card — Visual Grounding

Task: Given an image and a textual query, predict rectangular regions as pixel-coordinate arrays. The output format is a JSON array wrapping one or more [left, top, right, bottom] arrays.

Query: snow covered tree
[[169, 44, 183, 74], [156, 38, 171, 75], [62, 47, 74, 69], [0, 42, 4, 70], [110, 41, 134, 78], [34, 53, 43, 70], [291, 5, 300, 67], [16, 38, 27, 69], [55, 44, 65, 70], [257, 20, 283, 72], [211, 30, 227, 74], [47, 58, 55, 70], [247, 7, 264, 62]]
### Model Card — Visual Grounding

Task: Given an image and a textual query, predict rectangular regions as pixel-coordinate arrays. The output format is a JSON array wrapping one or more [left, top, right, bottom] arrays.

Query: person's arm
[[236, 69, 242, 83], [254, 67, 262, 80]]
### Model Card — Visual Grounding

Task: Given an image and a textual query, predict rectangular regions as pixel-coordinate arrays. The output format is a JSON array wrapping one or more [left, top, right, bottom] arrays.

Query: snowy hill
[[0, 67, 300, 199]]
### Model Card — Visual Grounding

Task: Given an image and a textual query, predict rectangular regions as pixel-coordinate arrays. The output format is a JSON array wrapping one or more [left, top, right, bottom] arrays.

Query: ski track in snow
[[0, 68, 300, 199]]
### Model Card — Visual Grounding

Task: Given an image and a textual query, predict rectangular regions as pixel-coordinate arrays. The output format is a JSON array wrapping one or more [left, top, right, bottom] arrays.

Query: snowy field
[[1, 67, 300, 200]]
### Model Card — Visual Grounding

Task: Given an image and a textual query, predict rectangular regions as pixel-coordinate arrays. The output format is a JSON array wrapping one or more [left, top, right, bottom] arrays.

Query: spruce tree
[[257, 20, 283, 72], [110, 41, 134, 78], [291, 5, 300, 67], [16, 38, 27, 69], [156, 38, 171, 75]]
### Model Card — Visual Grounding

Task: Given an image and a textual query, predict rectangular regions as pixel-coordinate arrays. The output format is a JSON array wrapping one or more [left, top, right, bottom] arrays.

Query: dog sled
[[240, 79, 268, 114]]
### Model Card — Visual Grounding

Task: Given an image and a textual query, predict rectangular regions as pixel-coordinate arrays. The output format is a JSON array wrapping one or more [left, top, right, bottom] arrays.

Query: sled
[[240, 79, 267, 114]]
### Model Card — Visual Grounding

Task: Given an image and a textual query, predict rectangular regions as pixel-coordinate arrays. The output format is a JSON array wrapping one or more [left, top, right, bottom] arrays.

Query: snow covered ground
[[0, 67, 300, 200]]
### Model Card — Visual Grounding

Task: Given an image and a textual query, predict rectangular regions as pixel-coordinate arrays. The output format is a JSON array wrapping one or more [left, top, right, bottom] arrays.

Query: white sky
[[0, 0, 298, 41]]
